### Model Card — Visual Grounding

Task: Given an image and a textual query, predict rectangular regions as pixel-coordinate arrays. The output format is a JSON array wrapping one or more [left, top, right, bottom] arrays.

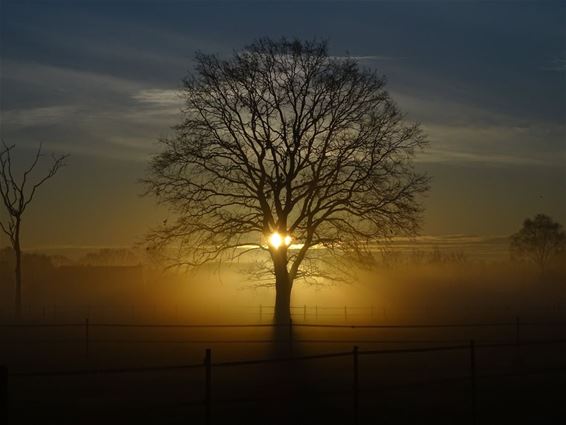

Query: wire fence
[[2, 313, 565, 424], [2, 338, 565, 425], [1, 317, 565, 328], [4, 302, 565, 324], [253, 304, 378, 321], [3, 303, 382, 322], [1, 316, 565, 356]]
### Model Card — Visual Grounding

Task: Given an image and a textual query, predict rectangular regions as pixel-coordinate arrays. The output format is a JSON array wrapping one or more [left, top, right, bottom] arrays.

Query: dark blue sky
[[1, 0, 565, 249]]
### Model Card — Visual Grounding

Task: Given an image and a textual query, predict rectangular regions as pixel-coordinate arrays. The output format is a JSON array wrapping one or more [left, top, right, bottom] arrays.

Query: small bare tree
[[0, 142, 68, 318], [144, 38, 429, 323]]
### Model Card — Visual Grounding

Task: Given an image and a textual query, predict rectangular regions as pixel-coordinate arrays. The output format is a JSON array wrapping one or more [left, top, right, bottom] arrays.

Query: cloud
[[133, 89, 184, 107], [329, 55, 405, 61], [2, 55, 564, 168], [0, 60, 183, 161], [541, 57, 566, 72], [391, 234, 511, 248], [1, 59, 142, 96], [388, 89, 566, 167], [417, 148, 547, 166], [0, 105, 78, 127], [424, 120, 564, 165]]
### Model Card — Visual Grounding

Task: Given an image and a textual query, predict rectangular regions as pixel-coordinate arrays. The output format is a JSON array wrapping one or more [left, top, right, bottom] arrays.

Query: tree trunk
[[274, 272, 292, 324], [272, 250, 292, 324], [14, 230, 22, 320]]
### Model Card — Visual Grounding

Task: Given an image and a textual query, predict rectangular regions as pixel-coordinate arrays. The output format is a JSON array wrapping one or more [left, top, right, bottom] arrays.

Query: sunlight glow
[[268, 232, 292, 249]]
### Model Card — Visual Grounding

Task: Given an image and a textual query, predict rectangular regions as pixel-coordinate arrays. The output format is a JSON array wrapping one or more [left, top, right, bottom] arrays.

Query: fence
[[251, 304, 377, 321], [2, 337, 565, 425], [1, 316, 566, 359], [2, 319, 566, 418], [6, 302, 564, 324], [1, 303, 381, 323]]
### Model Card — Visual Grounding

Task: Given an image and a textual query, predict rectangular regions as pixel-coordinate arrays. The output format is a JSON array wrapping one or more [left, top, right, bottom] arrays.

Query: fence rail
[[2, 309, 565, 425], [1, 319, 565, 328], [3, 338, 565, 425], [5, 338, 564, 378], [0, 314, 566, 425], [2, 317, 564, 360], [8, 302, 564, 324]]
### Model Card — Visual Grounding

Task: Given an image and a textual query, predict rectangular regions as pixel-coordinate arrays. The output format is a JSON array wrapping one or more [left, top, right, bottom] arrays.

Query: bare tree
[[144, 38, 429, 323], [0, 142, 68, 318], [510, 214, 566, 273]]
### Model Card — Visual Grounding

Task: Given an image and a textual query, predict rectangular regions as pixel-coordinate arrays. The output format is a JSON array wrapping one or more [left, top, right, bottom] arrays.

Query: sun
[[268, 232, 292, 249]]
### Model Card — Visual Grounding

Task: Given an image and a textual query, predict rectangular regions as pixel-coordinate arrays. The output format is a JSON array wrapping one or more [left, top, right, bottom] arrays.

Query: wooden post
[[353, 346, 359, 425], [1, 366, 7, 413], [469, 340, 477, 425], [85, 318, 90, 358], [303, 304, 307, 321], [515, 316, 522, 369], [204, 348, 212, 425], [288, 318, 293, 357]]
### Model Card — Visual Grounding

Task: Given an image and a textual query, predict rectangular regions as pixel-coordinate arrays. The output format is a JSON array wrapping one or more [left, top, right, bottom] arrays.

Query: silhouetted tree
[[144, 38, 429, 323], [0, 142, 68, 318], [510, 214, 566, 273]]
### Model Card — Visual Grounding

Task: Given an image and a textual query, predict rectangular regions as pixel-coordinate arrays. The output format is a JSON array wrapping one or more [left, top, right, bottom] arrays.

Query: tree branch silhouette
[[144, 38, 429, 322], [0, 141, 68, 319]]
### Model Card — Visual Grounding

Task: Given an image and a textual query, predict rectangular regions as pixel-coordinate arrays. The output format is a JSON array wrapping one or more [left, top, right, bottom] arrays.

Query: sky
[[0, 0, 565, 253]]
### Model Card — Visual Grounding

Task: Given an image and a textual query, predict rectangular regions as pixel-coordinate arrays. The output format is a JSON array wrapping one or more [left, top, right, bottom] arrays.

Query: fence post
[[288, 318, 293, 357], [1, 366, 7, 414], [85, 318, 90, 358], [515, 316, 522, 369], [469, 340, 477, 425], [204, 348, 212, 425], [353, 346, 359, 425]]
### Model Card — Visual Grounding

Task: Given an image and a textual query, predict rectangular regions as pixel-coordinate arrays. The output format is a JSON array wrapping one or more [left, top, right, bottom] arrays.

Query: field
[[1, 260, 565, 424]]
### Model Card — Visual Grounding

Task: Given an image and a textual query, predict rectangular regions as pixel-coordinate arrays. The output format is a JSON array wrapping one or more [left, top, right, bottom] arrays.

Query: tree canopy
[[510, 214, 566, 272], [144, 38, 429, 319]]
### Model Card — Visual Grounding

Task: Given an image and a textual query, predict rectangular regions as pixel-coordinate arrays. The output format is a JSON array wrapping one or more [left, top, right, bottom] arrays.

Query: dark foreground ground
[[1, 319, 565, 425]]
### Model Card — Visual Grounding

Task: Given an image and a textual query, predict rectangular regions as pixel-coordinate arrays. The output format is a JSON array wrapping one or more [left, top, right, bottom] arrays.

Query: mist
[[1, 2, 565, 423]]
